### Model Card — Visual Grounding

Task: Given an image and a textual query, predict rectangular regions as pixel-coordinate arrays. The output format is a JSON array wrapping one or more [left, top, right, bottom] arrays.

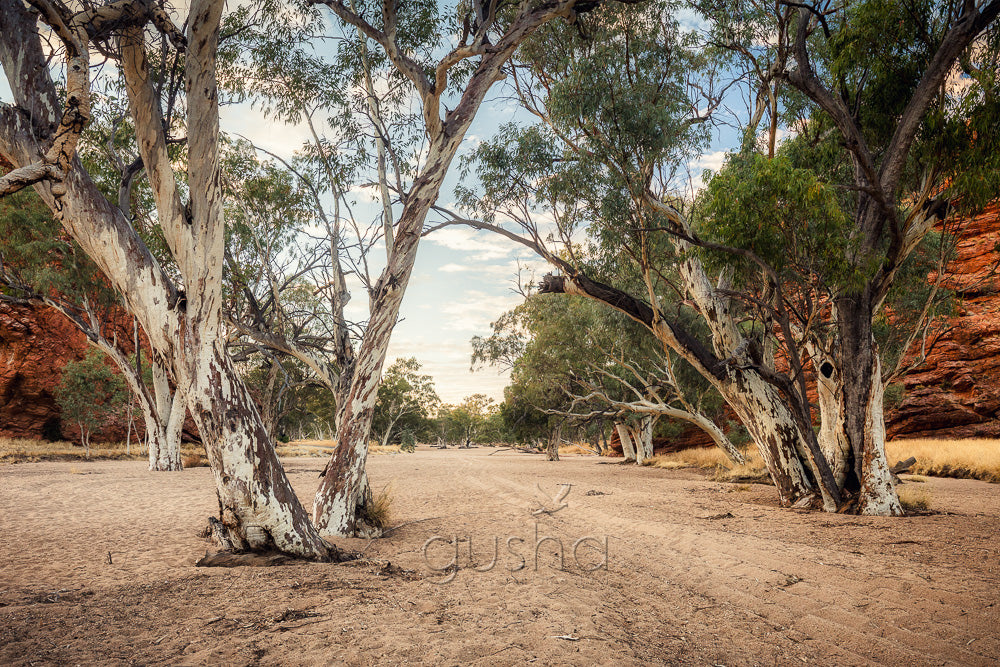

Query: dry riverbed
[[2, 448, 998, 665]]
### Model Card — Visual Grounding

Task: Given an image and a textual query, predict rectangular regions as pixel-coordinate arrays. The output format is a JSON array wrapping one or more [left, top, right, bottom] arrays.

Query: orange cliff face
[[886, 203, 1000, 439], [0, 300, 158, 443], [0, 301, 93, 439]]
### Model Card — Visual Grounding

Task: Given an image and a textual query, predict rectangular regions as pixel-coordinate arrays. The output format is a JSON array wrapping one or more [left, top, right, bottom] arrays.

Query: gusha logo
[[422, 484, 610, 583]]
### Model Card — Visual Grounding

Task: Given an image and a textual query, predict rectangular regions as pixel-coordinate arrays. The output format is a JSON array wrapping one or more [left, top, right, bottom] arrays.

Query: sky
[[223, 98, 558, 404]]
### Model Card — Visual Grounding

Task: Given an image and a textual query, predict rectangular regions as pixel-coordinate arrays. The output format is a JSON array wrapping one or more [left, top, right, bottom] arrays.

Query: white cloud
[[439, 263, 471, 273], [437, 289, 523, 333], [220, 104, 312, 160], [686, 149, 730, 192], [425, 226, 519, 261]]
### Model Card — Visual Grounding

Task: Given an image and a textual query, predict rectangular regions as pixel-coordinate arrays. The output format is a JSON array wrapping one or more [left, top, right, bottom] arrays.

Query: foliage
[[372, 357, 440, 446], [434, 394, 501, 445], [54, 349, 127, 453]]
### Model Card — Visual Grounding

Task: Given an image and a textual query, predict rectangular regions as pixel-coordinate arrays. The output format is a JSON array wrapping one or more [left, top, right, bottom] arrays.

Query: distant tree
[[55, 349, 126, 456], [371, 358, 439, 449], [474, 291, 744, 464], [437, 394, 498, 447]]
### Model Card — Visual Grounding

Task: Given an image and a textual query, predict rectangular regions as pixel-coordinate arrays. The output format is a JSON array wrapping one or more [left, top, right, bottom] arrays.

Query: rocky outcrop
[[0, 300, 161, 443], [886, 203, 1000, 439], [0, 301, 95, 440]]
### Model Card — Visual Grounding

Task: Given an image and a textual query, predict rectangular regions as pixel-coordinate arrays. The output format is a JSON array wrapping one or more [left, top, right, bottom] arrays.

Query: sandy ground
[[1, 448, 999, 666]]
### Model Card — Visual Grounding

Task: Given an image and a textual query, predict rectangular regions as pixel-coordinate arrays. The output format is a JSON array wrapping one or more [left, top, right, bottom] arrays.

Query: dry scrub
[[886, 439, 1000, 483], [647, 447, 770, 483], [558, 442, 600, 456], [645, 438, 1000, 485], [0, 437, 144, 463], [897, 484, 933, 511]]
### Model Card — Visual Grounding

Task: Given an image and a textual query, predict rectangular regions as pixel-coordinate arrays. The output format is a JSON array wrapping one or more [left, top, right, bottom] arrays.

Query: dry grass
[[0, 437, 145, 463], [369, 444, 404, 455], [181, 452, 209, 468], [278, 441, 405, 457], [275, 441, 334, 458], [897, 484, 933, 512], [887, 439, 1000, 483], [558, 442, 600, 456], [647, 447, 770, 483], [364, 483, 393, 530]]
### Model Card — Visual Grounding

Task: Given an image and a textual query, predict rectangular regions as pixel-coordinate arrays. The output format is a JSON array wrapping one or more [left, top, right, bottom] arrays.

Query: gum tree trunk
[[311, 2, 583, 535], [634, 415, 656, 464], [614, 422, 637, 462], [837, 298, 902, 515], [0, 0, 334, 559], [314, 137, 457, 537], [811, 348, 852, 490], [150, 361, 184, 471], [546, 425, 561, 461]]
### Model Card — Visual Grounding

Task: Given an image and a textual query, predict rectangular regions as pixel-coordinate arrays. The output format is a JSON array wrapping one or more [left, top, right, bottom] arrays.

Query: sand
[[1, 448, 998, 665]]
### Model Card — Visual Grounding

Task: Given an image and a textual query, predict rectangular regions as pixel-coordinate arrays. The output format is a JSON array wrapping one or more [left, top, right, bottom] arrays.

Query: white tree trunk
[[634, 416, 656, 464], [855, 354, 903, 515], [813, 353, 852, 490], [0, 0, 334, 559], [614, 422, 637, 462], [149, 362, 184, 471]]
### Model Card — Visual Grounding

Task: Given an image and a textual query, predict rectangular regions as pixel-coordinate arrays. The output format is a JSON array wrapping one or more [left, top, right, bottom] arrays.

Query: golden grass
[[886, 439, 1000, 483], [0, 437, 145, 463], [897, 484, 932, 512], [369, 444, 404, 455], [558, 443, 599, 456], [647, 447, 770, 483], [181, 452, 209, 468], [275, 441, 334, 458], [277, 441, 405, 457], [364, 483, 393, 530]]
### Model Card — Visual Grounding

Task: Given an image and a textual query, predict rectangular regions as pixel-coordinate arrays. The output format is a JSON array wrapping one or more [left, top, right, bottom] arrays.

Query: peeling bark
[[0, 0, 334, 558]]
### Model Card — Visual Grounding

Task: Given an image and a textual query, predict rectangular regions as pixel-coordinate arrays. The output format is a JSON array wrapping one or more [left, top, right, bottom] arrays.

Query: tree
[[0, 0, 333, 558], [55, 349, 126, 456], [436, 394, 499, 447], [449, 1, 840, 509], [372, 357, 439, 449], [695, 0, 1000, 513], [219, 0, 642, 536], [0, 180, 184, 471], [454, 0, 999, 514], [473, 290, 744, 464]]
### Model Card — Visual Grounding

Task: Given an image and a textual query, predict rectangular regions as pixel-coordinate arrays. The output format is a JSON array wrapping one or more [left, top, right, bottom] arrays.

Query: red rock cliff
[[0, 301, 95, 439], [886, 203, 1000, 439]]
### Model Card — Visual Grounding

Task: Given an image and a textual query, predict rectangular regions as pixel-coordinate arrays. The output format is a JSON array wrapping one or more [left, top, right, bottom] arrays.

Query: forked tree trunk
[[717, 375, 820, 506], [0, 0, 335, 559], [634, 416, 656, 464], [184, 342, 335, 555], [149, 362, 183, 471], [836, 300, 901, 515], [91, 337, 182, 471]]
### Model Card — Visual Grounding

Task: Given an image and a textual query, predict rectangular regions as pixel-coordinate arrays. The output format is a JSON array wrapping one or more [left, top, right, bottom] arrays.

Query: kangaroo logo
[[532, 483, 572, 516]]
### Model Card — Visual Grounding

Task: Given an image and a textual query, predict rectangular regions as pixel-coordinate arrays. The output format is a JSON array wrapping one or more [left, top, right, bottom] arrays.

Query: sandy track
[[1, 448, 998, 665]]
